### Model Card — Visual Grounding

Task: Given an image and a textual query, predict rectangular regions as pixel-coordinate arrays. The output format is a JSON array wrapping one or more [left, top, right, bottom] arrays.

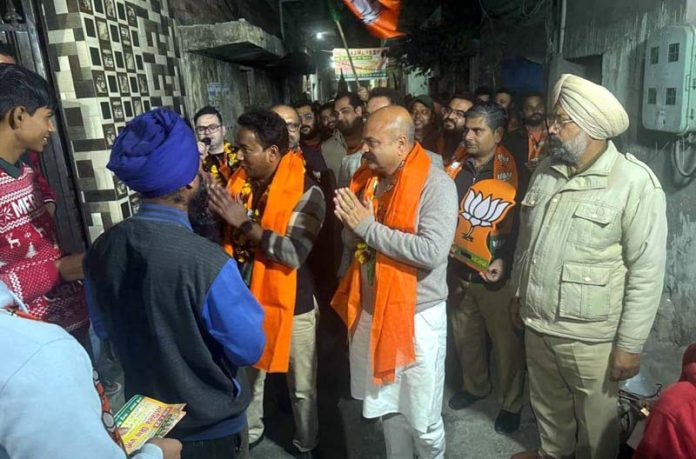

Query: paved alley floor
[[102, 335, 684, 459], [251, 378, 540, 459]]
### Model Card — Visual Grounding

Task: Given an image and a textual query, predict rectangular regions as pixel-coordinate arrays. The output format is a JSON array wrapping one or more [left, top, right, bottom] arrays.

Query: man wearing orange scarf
[[208, 110, 325, 457], [332, 106, 457, 458], [446, 101, 527, 435]]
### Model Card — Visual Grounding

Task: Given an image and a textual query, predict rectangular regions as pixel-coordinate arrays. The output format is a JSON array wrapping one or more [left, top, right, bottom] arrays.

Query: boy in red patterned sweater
[[0, 64, 88, 337]]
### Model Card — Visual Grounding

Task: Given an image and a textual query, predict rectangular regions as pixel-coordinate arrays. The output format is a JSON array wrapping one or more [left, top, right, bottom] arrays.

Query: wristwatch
[[239, 219, 254, 234]]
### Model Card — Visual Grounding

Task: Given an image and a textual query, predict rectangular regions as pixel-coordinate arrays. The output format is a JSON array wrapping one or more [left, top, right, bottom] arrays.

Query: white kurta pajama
[[343, 164, 458, 459], [350, 302, 447, 432]]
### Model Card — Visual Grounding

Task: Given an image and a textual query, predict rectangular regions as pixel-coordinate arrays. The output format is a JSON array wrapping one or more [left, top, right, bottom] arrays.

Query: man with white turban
[[509, 74, 668, 459]]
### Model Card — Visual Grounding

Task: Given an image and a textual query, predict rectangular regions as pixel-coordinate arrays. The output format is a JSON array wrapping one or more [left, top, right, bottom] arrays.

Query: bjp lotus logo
[[460, 190, 512, 240]]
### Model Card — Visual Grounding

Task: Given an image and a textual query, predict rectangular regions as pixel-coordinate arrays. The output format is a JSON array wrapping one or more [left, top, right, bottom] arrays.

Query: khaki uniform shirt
[[511, 141, 667, 353]]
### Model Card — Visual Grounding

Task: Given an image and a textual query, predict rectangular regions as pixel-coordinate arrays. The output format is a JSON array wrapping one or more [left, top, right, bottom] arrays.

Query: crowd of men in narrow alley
[[0, 41, 682, 459]]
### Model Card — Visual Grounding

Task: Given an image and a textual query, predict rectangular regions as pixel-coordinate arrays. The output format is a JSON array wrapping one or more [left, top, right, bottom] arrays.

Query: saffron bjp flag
[[342, 0, 405, 39]]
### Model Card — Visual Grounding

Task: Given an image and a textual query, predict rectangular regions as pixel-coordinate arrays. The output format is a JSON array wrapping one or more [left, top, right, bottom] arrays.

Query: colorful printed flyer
[[114, 395, 186, 454]]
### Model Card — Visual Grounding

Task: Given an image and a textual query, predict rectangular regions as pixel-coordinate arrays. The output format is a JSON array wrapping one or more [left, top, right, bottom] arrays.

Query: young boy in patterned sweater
[[0, 64, 88, 337]]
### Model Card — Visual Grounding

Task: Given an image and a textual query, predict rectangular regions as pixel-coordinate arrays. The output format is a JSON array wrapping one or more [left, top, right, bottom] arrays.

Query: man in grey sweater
[[333, 106, 458, 458]]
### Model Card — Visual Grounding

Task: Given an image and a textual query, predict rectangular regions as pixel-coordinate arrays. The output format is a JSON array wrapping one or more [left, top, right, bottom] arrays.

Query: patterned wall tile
[[44, 0, 185, 242]]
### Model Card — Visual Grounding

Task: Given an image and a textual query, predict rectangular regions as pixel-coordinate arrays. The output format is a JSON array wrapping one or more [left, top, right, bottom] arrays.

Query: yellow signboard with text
[[332, 48, 389, 80]]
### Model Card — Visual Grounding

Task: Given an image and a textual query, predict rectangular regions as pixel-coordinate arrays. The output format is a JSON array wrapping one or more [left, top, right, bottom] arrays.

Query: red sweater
[[25, 151, 56, 204], [634, 346, 696, 459], [0, 164, 87, 332]]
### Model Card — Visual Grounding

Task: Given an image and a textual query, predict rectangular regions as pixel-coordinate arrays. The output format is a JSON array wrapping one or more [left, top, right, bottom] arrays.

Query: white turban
[[552, 73, 629, 139]]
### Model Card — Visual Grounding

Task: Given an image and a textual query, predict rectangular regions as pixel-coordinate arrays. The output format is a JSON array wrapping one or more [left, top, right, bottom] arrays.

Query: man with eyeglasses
[[272, 104, 312, 167], [272, 103, 339, 301], [437, 94, 475, 163], [194, 106, 238, 184], [190, 106, 238, 243], [510, 74, 667, 459]]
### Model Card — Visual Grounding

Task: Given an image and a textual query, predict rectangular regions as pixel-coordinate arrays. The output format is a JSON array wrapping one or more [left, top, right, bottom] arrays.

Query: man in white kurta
[[332, 107, 458, 458]]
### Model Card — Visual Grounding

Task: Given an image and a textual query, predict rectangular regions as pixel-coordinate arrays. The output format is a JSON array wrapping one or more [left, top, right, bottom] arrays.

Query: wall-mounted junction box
[[643, 24, 696, 135]]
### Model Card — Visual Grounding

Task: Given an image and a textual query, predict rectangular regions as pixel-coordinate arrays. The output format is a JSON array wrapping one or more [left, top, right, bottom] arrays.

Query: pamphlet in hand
[[114, 394, 186, 454]]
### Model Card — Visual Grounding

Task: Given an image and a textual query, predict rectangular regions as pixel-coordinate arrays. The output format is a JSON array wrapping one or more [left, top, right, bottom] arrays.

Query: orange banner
[[342, 0, 405, 39]]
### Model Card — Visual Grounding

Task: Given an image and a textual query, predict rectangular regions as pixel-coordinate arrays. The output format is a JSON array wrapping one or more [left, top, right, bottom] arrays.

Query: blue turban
[[107, 108, 199, 198]]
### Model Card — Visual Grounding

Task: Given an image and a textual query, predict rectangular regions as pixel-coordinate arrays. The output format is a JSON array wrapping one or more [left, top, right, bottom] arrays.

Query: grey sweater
[[343, 164, 458, 313]]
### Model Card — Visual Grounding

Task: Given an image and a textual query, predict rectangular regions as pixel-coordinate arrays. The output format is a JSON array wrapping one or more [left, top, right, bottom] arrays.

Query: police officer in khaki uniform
[[510, 74, 668, 459], [446, 102, 527, 435]]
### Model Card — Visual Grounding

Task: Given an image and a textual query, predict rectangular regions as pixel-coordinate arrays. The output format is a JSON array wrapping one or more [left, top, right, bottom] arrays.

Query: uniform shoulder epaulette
[[624, 152, 662, 189]]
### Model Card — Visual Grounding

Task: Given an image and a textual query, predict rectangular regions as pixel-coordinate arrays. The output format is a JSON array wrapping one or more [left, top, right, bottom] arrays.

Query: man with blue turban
[[85, 108, 266, 459]]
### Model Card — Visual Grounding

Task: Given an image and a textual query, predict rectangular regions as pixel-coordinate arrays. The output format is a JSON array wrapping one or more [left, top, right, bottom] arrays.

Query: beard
[[300, 125, 318, 140], [188, 180, 211, 220], [338, 118, 361, 136], [549, 132, 587, 164], [525, 113, 544, 127]]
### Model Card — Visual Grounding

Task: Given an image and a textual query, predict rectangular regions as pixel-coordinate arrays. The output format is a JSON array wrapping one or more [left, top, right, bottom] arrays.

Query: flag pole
[[328, 1, 360, 91]]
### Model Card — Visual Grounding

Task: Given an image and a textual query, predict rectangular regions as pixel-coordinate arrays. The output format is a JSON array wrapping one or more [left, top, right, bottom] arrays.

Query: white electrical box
[[643, 24, 696, 134]]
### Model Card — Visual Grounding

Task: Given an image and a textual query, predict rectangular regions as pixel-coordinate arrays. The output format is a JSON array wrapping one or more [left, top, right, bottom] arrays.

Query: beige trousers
[[526, 328, 619, 459], [448, 278, 526, 412], [247, 309, 319, 452]]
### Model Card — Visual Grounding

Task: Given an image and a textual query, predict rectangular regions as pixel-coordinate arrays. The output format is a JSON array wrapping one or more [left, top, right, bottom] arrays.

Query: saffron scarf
[[527, 130, 546, 161], [223, 151, 306, 373], [331, 142, 431, 385], [445, 144, 519, 188]]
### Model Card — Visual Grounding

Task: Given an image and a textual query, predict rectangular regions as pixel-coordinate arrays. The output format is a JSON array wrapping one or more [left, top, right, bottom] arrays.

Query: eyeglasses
[[286, 122, 301, 132], [545, 115, 575, 129], [196, 124, 222, 134], [442, 107, 468, 119]]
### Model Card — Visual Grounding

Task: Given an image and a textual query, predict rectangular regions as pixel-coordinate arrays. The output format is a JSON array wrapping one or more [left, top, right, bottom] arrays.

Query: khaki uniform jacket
[[511, 141, 667, 353]]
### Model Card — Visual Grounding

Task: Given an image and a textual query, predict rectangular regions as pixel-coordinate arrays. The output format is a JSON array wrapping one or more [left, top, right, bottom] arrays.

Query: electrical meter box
[[643, 24, 696, 135]]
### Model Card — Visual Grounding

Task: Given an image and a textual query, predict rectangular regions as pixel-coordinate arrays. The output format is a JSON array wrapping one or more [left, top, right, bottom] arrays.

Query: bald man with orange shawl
[[333, 106, 458, 458], [510, 74, 667, 459]]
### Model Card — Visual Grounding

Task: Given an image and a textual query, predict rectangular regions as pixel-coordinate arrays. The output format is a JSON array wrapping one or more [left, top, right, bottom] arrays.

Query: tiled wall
[[43, 0, 186, 242]]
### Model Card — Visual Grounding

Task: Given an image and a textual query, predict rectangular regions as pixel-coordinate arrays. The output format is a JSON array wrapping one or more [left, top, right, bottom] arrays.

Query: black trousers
[[181, 427, 249, 459]]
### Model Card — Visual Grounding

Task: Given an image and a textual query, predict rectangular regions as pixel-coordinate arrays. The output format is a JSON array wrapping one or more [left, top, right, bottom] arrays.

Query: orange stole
[[528, 130, 547, 161], [223, 152, 306, 373], [444, 145, 468, 179], [445, 144, 519, 188], [331, 142, 431, 385]]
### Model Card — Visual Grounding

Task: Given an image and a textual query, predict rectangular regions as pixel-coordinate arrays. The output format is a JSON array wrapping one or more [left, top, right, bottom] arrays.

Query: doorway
[[1, 0, 88, 253]]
